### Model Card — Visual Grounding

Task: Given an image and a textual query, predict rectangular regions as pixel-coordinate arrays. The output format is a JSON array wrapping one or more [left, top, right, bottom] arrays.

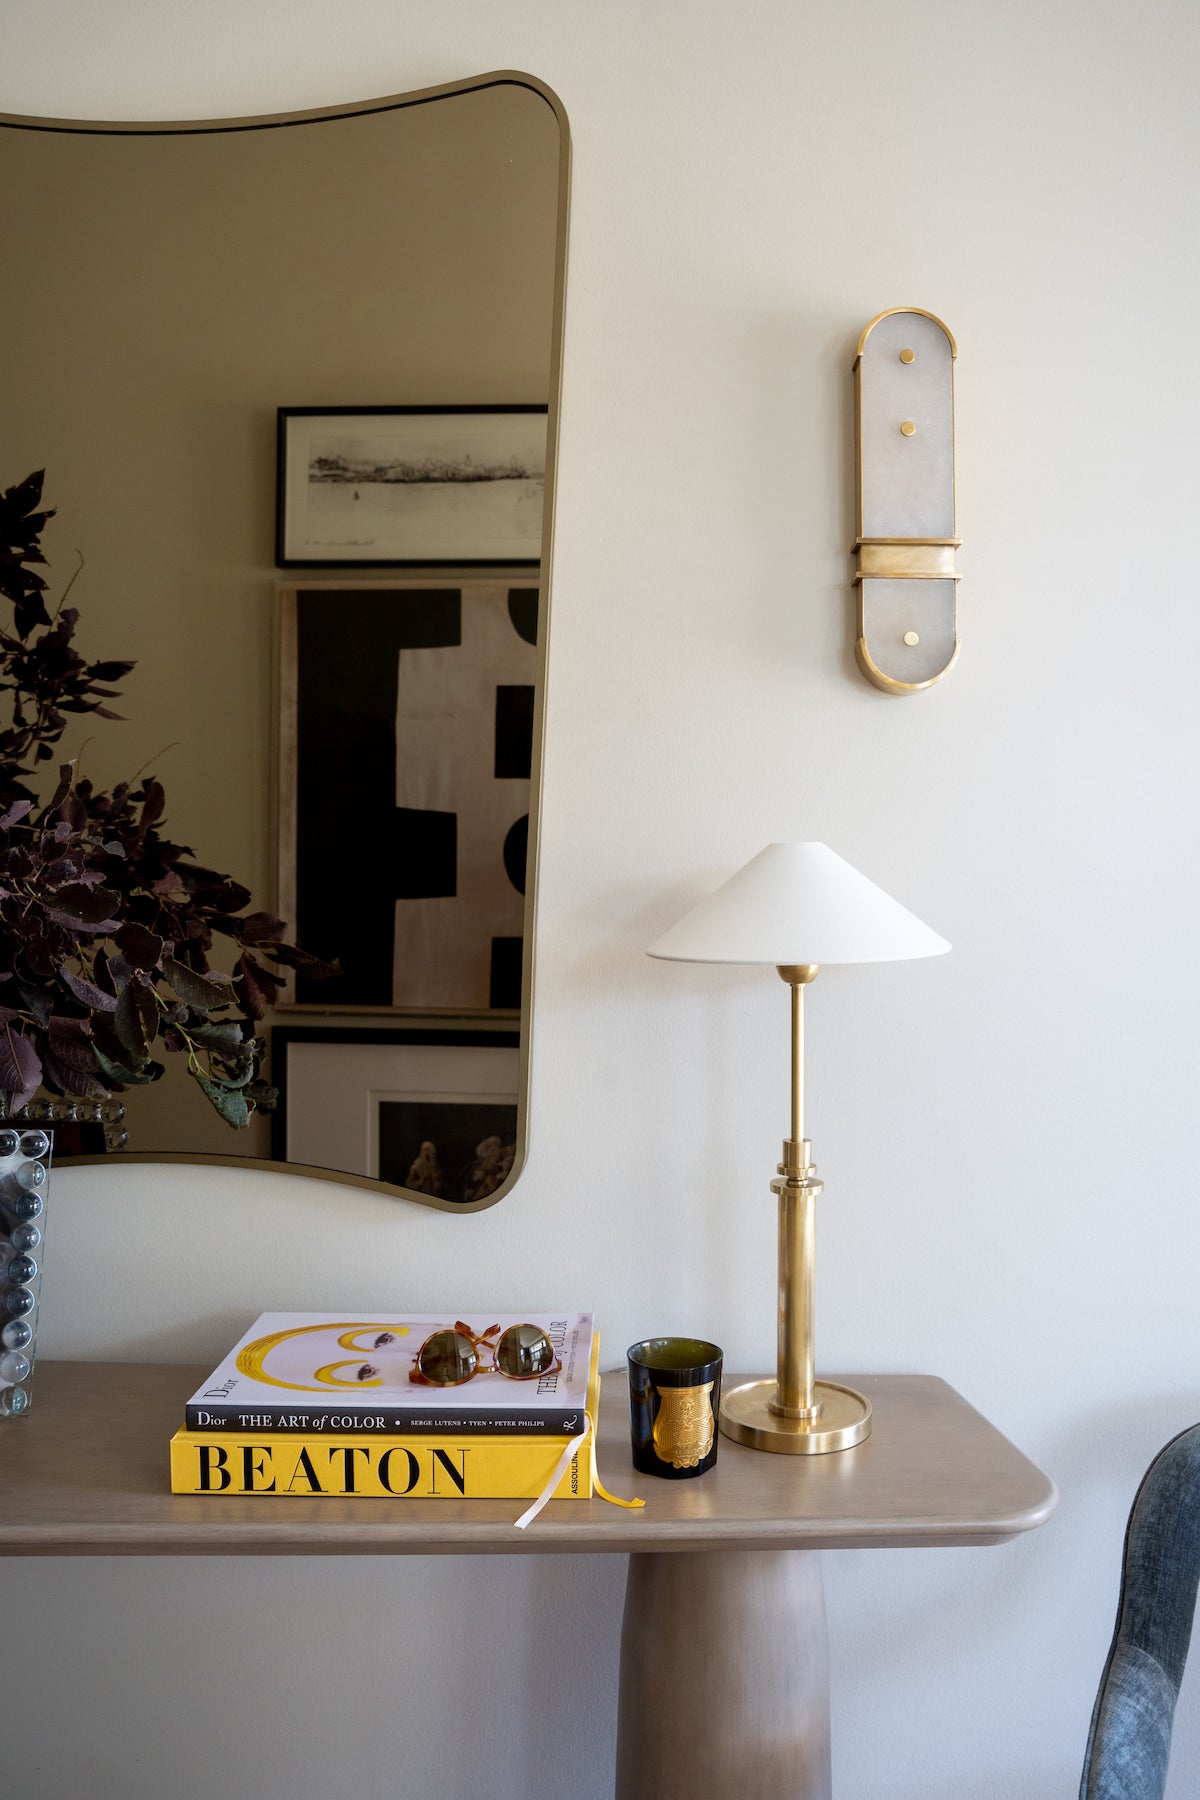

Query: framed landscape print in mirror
[[0, 73, 569, 1210], [277, 406, 548, 566]]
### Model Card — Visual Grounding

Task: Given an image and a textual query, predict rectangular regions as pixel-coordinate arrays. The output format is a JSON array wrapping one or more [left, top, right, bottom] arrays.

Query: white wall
[[5, 3, 1199, 1796]]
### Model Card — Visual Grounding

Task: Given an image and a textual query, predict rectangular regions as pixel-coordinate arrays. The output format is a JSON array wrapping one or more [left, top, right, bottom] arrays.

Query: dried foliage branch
[[0, 472, 335, 1126]]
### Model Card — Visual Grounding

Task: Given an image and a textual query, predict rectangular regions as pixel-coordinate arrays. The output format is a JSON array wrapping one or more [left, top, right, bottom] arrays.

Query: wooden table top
[[0, 1363, 1056, 1557]]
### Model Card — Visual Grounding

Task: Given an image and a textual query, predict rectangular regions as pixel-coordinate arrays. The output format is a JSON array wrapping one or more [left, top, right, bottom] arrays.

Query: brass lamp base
[[719, 1378, 872, 1455]]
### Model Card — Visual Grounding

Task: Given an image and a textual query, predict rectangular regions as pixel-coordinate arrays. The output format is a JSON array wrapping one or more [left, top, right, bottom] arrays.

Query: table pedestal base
[[615, 1548, 831, 1800]]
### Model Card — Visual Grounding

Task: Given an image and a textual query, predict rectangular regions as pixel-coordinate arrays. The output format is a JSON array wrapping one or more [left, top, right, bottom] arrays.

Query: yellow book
[[170, 1337, 599, 1500]]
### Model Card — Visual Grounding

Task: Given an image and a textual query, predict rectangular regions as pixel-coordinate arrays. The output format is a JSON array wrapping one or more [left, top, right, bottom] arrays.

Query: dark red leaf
[[14, 980, 51, 1027], [7, 470, 45, 513], [40, 1045, 109, 1100], [41, 765, 75, 816], [0, 1024, 41, 1109], [261, 940, 341, 978], [105, 953, 135, 991], [137, 780, 166, 840], [237, 952, 281, 1020], [59, 968, 118, 1012], [43, 882, 122, 930], [57, 788, 86, 830], [236, 911, 286, 944], [163, 956, 236, 1011], [48, 1014, 91, 1042], [91, 949, 119, 996], [47, 1019, 101, 1075], [114, 978, 158, 1063], [115, 921, 164, 971]]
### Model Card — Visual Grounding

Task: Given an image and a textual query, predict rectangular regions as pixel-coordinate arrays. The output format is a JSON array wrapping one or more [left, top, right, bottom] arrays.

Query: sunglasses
[[408, 1320, 562, 1387]]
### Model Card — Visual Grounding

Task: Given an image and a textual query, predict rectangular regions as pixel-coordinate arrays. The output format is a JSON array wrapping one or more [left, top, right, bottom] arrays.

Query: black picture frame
[[270, 1026, 521, 1203], [276, 404, 548, 568]]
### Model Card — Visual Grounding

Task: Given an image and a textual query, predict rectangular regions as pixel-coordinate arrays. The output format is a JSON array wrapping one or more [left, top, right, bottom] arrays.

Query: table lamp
[[647, 843, 949, 1454]]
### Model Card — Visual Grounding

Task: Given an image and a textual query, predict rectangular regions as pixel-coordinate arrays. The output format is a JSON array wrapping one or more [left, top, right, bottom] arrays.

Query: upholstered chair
[[1080, 1424, 1200, 1799]]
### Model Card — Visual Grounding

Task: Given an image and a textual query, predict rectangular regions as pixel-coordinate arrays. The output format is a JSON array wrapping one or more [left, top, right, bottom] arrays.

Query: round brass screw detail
[[899, 348, 915, 363], [903, 630, 920, 647], [900, 420, 917, 436]]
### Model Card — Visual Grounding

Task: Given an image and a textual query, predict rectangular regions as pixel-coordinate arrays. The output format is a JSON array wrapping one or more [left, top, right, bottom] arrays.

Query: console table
[[0, 1365, 1056, 1799]]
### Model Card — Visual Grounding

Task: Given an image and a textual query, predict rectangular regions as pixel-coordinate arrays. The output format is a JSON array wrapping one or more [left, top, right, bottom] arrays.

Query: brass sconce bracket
[[853, 307, 960, 694]]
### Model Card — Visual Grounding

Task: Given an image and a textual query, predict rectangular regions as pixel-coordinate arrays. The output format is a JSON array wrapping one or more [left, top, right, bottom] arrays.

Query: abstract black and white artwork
[[277, 407, 547, 566], [278, 580, 539, 1013]]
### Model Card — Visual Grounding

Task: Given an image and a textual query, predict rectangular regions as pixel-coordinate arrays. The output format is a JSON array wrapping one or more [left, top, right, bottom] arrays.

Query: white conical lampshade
[[646, 843, 950, 966]]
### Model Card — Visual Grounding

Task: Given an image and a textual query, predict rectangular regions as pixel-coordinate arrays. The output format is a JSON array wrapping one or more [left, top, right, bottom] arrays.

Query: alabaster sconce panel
[[854, 577, 956, 687], [853, 308, 959, 695]]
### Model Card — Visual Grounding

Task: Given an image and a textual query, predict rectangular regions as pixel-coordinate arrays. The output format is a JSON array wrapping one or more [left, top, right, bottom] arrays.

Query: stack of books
[[170, 1312, 598, 1499]]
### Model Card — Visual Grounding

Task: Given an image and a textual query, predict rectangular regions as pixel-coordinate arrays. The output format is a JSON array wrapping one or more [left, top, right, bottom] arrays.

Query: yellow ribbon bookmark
[[594, 1472, 645, 1510], [514, 1413, 645, 1530]]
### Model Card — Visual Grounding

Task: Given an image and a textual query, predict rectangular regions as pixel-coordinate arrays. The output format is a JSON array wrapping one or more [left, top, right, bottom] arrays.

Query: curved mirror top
[[0, 73, 569, 1209]]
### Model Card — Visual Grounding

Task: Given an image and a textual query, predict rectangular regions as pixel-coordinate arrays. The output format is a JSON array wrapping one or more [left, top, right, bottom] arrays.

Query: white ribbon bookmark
[[513, 1413, 645, 1530]]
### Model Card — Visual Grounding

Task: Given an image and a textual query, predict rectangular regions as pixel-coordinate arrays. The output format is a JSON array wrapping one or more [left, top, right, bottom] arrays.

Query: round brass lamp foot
[[719, 1379, 871, 1454]]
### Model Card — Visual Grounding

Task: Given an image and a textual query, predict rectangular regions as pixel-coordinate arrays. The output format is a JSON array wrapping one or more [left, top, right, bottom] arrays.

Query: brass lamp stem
[[772, 965, 821, 1422], [791, 975, 804, 1144]]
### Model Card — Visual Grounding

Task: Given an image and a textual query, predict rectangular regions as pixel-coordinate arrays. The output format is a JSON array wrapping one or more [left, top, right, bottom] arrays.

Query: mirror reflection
[[0, 76, 566, 1208]]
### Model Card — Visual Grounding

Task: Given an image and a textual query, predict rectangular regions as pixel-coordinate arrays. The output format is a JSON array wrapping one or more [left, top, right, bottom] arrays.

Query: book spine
[[183, 1403, 588, 1436], [170, 1431, 592, 1499]]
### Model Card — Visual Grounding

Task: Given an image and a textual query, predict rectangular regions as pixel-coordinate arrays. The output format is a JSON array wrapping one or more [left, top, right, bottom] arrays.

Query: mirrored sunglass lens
[[496, 1324, 555, 1378], [418, 1330, 476, 1384]]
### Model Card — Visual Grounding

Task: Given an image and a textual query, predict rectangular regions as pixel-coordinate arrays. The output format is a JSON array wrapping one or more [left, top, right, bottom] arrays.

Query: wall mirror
[[0, 72, 568, 1210]]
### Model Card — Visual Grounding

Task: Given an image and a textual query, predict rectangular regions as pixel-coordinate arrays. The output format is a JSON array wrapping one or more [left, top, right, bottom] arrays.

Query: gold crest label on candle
[[652, 1381, 715, 1469]]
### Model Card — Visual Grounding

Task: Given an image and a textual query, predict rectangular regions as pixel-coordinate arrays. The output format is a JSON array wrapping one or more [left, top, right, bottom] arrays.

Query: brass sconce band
[[853, 541, 960, 582]]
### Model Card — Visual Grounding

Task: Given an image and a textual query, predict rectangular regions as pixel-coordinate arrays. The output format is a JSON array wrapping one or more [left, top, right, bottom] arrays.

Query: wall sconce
[[853, 307, 959, 694]]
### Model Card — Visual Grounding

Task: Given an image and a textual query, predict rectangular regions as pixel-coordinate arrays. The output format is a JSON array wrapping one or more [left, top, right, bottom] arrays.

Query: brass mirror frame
[[0, 70, 571, 1212]]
